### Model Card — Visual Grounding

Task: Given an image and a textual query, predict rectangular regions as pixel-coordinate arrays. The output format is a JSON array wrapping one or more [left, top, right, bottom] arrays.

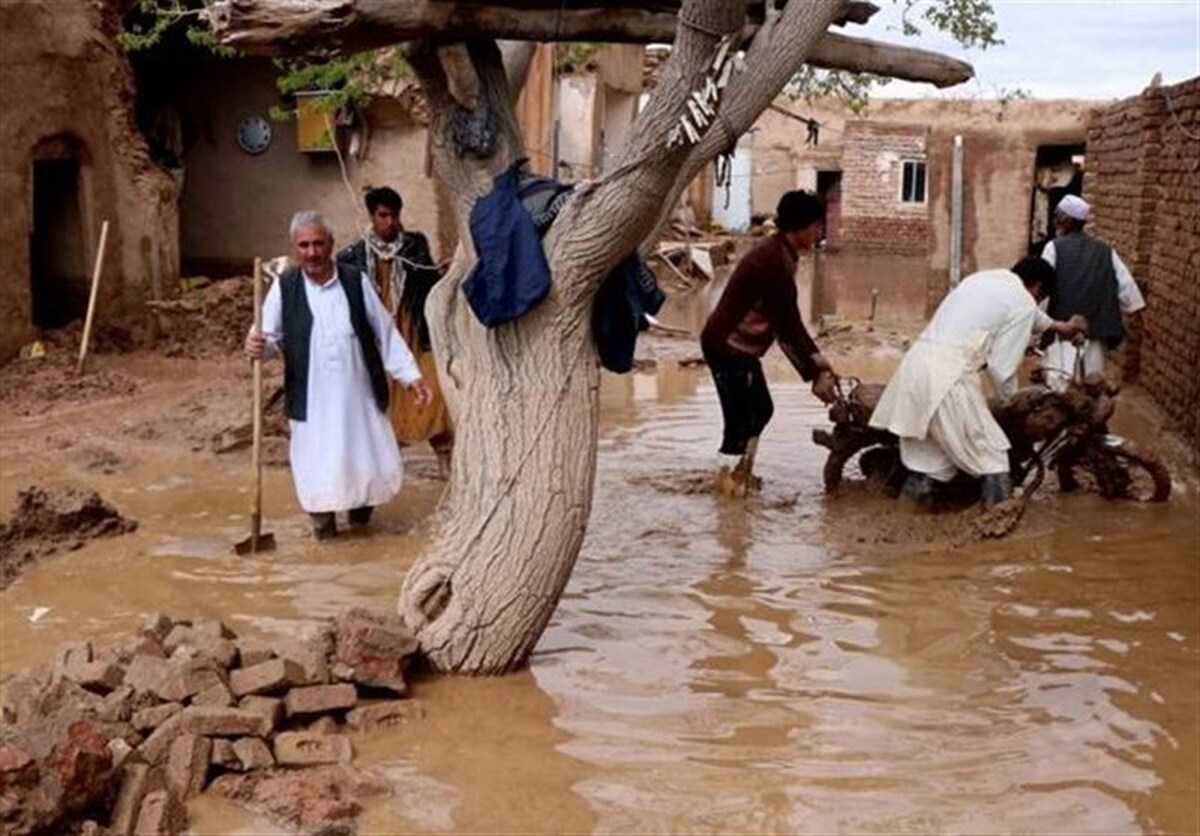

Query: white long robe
[[1040, 240, 1145, 390], [259, 272, 422, 513], [870, 269, 1052, 481]]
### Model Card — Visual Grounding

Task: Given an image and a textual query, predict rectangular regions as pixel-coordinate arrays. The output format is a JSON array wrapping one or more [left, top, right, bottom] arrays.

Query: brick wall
[[840, 121, 930, 254], [1086, 77, 1200, 449]]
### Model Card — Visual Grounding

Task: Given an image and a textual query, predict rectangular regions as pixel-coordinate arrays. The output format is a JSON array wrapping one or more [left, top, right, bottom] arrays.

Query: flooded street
[[1, 257, 1197, 834]]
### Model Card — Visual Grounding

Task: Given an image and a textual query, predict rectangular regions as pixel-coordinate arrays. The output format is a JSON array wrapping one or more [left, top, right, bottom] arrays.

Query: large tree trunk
[[398, 0, 765, 673], [395, 40, 604, 674], [211, 0, 975, 675]]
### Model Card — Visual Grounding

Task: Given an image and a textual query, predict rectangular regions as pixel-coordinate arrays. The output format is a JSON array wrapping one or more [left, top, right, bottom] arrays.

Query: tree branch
[[209, 1, 882, 50], [210, 1, 968, 88], [547, 0, 848, 312], [809, 31, 972, 87], [499, 40, 537, 100]]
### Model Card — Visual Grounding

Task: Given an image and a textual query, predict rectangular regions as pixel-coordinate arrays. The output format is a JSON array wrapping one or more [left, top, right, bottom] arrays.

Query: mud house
[[132, 48, 447, 276], [739, 98, 1099, 268], [1084, 77, 1200, 449], [0, 0, 178, 360], [553, 45, 644, 179], [742, 97, 1096, 274], [157, 42, 621, 271]]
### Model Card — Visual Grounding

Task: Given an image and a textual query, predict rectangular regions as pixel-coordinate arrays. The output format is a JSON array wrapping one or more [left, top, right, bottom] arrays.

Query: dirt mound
[[150, 277, 257, 360], [39, 320, 144, 355], [0, 486, 137, 589], [0, 351, 140, 417]]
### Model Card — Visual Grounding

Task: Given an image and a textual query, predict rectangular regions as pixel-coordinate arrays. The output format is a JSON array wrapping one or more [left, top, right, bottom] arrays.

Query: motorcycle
[[812, 370, 1171, 524]]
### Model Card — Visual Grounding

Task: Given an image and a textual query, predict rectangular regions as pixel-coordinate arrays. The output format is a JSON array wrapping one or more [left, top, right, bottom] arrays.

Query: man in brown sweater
[[701, 190, 837, 495]]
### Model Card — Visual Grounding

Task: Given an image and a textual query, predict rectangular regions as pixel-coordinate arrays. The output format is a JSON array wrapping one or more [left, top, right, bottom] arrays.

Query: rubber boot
[[310, 512, 338, 540], [347, 506, 373, 527], [980, 473, 1013, 510], [900, 472, 936, 509]]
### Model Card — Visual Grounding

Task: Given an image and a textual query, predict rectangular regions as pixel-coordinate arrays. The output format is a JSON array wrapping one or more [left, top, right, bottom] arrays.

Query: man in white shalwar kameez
[[870, 258, 1086, 509], [246, 211, 432, 539]]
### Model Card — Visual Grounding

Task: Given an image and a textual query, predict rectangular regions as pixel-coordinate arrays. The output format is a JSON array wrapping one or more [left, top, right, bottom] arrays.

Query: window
[[900, 159, 927, 203]]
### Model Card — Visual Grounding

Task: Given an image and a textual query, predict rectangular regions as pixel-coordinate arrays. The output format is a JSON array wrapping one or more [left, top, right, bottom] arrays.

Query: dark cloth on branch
[[462, 162, 553, 327]]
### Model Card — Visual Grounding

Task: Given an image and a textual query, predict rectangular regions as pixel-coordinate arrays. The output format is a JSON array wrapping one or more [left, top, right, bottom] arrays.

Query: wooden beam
[[208, 1, 880, 49], [210, 1, 970, 88], [808, 32, 973, 88]]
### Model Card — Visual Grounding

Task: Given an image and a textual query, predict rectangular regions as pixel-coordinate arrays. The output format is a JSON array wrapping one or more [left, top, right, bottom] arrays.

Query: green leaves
[[118, 1, 409, 122], [918, 0, 1002, 50], [786, 0, 1000, 107], [783, 68, 889, 113], [271, 48, 411, 120], [118, 0, 231, 55]]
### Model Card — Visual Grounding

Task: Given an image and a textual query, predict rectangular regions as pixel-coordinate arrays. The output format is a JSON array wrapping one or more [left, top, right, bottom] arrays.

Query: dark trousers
[[704, 347, 774, 456]]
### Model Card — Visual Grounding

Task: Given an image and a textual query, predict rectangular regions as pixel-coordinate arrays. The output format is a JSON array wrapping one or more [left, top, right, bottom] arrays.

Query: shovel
[[235, 258, 277, 555]]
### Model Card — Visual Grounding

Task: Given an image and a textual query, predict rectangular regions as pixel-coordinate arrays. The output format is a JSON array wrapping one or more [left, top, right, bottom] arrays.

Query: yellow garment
[[372, 258, 453, 450]]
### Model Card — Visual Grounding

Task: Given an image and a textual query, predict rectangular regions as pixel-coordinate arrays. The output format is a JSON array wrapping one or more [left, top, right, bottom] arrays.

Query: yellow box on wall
[[295, 92, 336, 153]]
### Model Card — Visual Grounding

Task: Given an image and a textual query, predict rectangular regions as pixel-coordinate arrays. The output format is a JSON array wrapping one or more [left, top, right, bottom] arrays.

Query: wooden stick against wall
[[76, 220, 110, 375]]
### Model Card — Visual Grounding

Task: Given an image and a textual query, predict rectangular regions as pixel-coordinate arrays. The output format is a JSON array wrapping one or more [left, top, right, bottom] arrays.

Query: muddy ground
[[1, 267, 1197, 834]]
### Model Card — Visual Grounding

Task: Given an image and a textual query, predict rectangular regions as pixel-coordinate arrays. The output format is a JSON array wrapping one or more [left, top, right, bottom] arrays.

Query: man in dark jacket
[[1039, 194, 1145, 391], [337, 187, 454, 478], [701, 190, 838, 496]]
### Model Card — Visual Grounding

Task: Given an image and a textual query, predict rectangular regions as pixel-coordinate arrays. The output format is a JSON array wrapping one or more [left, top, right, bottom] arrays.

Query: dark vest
[[279, 265, 390, 421], [1049, 232, 1123, 346]]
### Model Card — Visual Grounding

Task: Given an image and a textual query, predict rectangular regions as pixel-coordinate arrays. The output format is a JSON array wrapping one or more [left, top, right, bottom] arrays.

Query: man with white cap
[[1039, 194, 1145, 391]]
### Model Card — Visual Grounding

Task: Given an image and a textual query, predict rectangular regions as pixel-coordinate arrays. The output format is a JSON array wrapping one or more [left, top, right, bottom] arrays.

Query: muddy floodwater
[[2, 254, 1197, 834]]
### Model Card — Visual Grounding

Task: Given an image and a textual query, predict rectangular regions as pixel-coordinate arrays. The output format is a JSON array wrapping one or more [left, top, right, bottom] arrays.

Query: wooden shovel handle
[[77, 220, 110, 374], [251, 258, 265, 527]]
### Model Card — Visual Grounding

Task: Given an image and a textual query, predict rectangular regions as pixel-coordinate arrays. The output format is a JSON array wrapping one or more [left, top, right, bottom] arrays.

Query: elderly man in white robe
[[1039, 194, 1146, 392], [870, 258, 1086, 509], [246, 211, 432, 540]]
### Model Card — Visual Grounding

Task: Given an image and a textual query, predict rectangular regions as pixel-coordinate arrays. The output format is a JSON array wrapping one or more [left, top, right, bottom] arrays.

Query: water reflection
[[0, 250, 1196, 834], [539, 359, 1198, 833]]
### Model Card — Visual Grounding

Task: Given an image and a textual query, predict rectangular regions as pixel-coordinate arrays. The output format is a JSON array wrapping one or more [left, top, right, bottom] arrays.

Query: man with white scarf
[[337, 187, 454, 478], [870, 258, 1086, 509], [246, 211, 432, 539], [1040, 194, 1145, 391]]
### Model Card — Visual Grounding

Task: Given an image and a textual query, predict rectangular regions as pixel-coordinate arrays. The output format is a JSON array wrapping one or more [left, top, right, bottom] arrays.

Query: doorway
[[816, 169, 843, 248], [30, 157, 88, 328], [1029, 143, 1085, 254]]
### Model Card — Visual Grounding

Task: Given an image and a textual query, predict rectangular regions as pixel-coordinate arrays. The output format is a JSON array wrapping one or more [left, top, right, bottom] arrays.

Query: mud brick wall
[[840, 121, 931, 254], [1086, 78, 1200, 449]]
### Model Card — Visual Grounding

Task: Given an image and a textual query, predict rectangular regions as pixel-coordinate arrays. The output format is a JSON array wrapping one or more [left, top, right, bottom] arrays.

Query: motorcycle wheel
[[1066, 435, 1172, 502]]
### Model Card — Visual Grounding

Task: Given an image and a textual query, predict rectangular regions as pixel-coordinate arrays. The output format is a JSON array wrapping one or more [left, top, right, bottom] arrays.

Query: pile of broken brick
[[0, 607, 425, 835]]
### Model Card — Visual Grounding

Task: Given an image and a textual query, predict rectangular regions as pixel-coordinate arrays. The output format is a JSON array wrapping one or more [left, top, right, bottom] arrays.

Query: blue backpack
[[462, 164, 557, 327]]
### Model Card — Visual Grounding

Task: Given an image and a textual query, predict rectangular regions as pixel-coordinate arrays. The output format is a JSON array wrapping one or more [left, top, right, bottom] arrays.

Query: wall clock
[[235, 115, 272, 155]]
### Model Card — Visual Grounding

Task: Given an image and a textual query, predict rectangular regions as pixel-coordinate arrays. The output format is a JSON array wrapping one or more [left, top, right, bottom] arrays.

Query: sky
[[860, 0, 1200, 100]]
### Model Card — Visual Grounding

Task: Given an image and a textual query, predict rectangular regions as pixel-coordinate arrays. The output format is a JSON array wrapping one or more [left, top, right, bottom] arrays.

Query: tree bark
[[395, 40, 604, 674], [209, 0, 971, 88], [397, 1, 770, 673], [212, 0, 974, 676]]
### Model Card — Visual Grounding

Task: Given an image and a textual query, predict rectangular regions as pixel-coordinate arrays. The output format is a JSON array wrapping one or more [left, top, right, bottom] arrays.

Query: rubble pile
[[0, 487, 137, 590], [0, 608, 424, 835], [0, 350, 140, 417], [148, 278, 257, 360]]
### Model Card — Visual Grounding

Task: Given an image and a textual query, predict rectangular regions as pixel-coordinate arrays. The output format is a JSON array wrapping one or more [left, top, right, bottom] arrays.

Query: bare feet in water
[[714, 466, 762, 498]]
